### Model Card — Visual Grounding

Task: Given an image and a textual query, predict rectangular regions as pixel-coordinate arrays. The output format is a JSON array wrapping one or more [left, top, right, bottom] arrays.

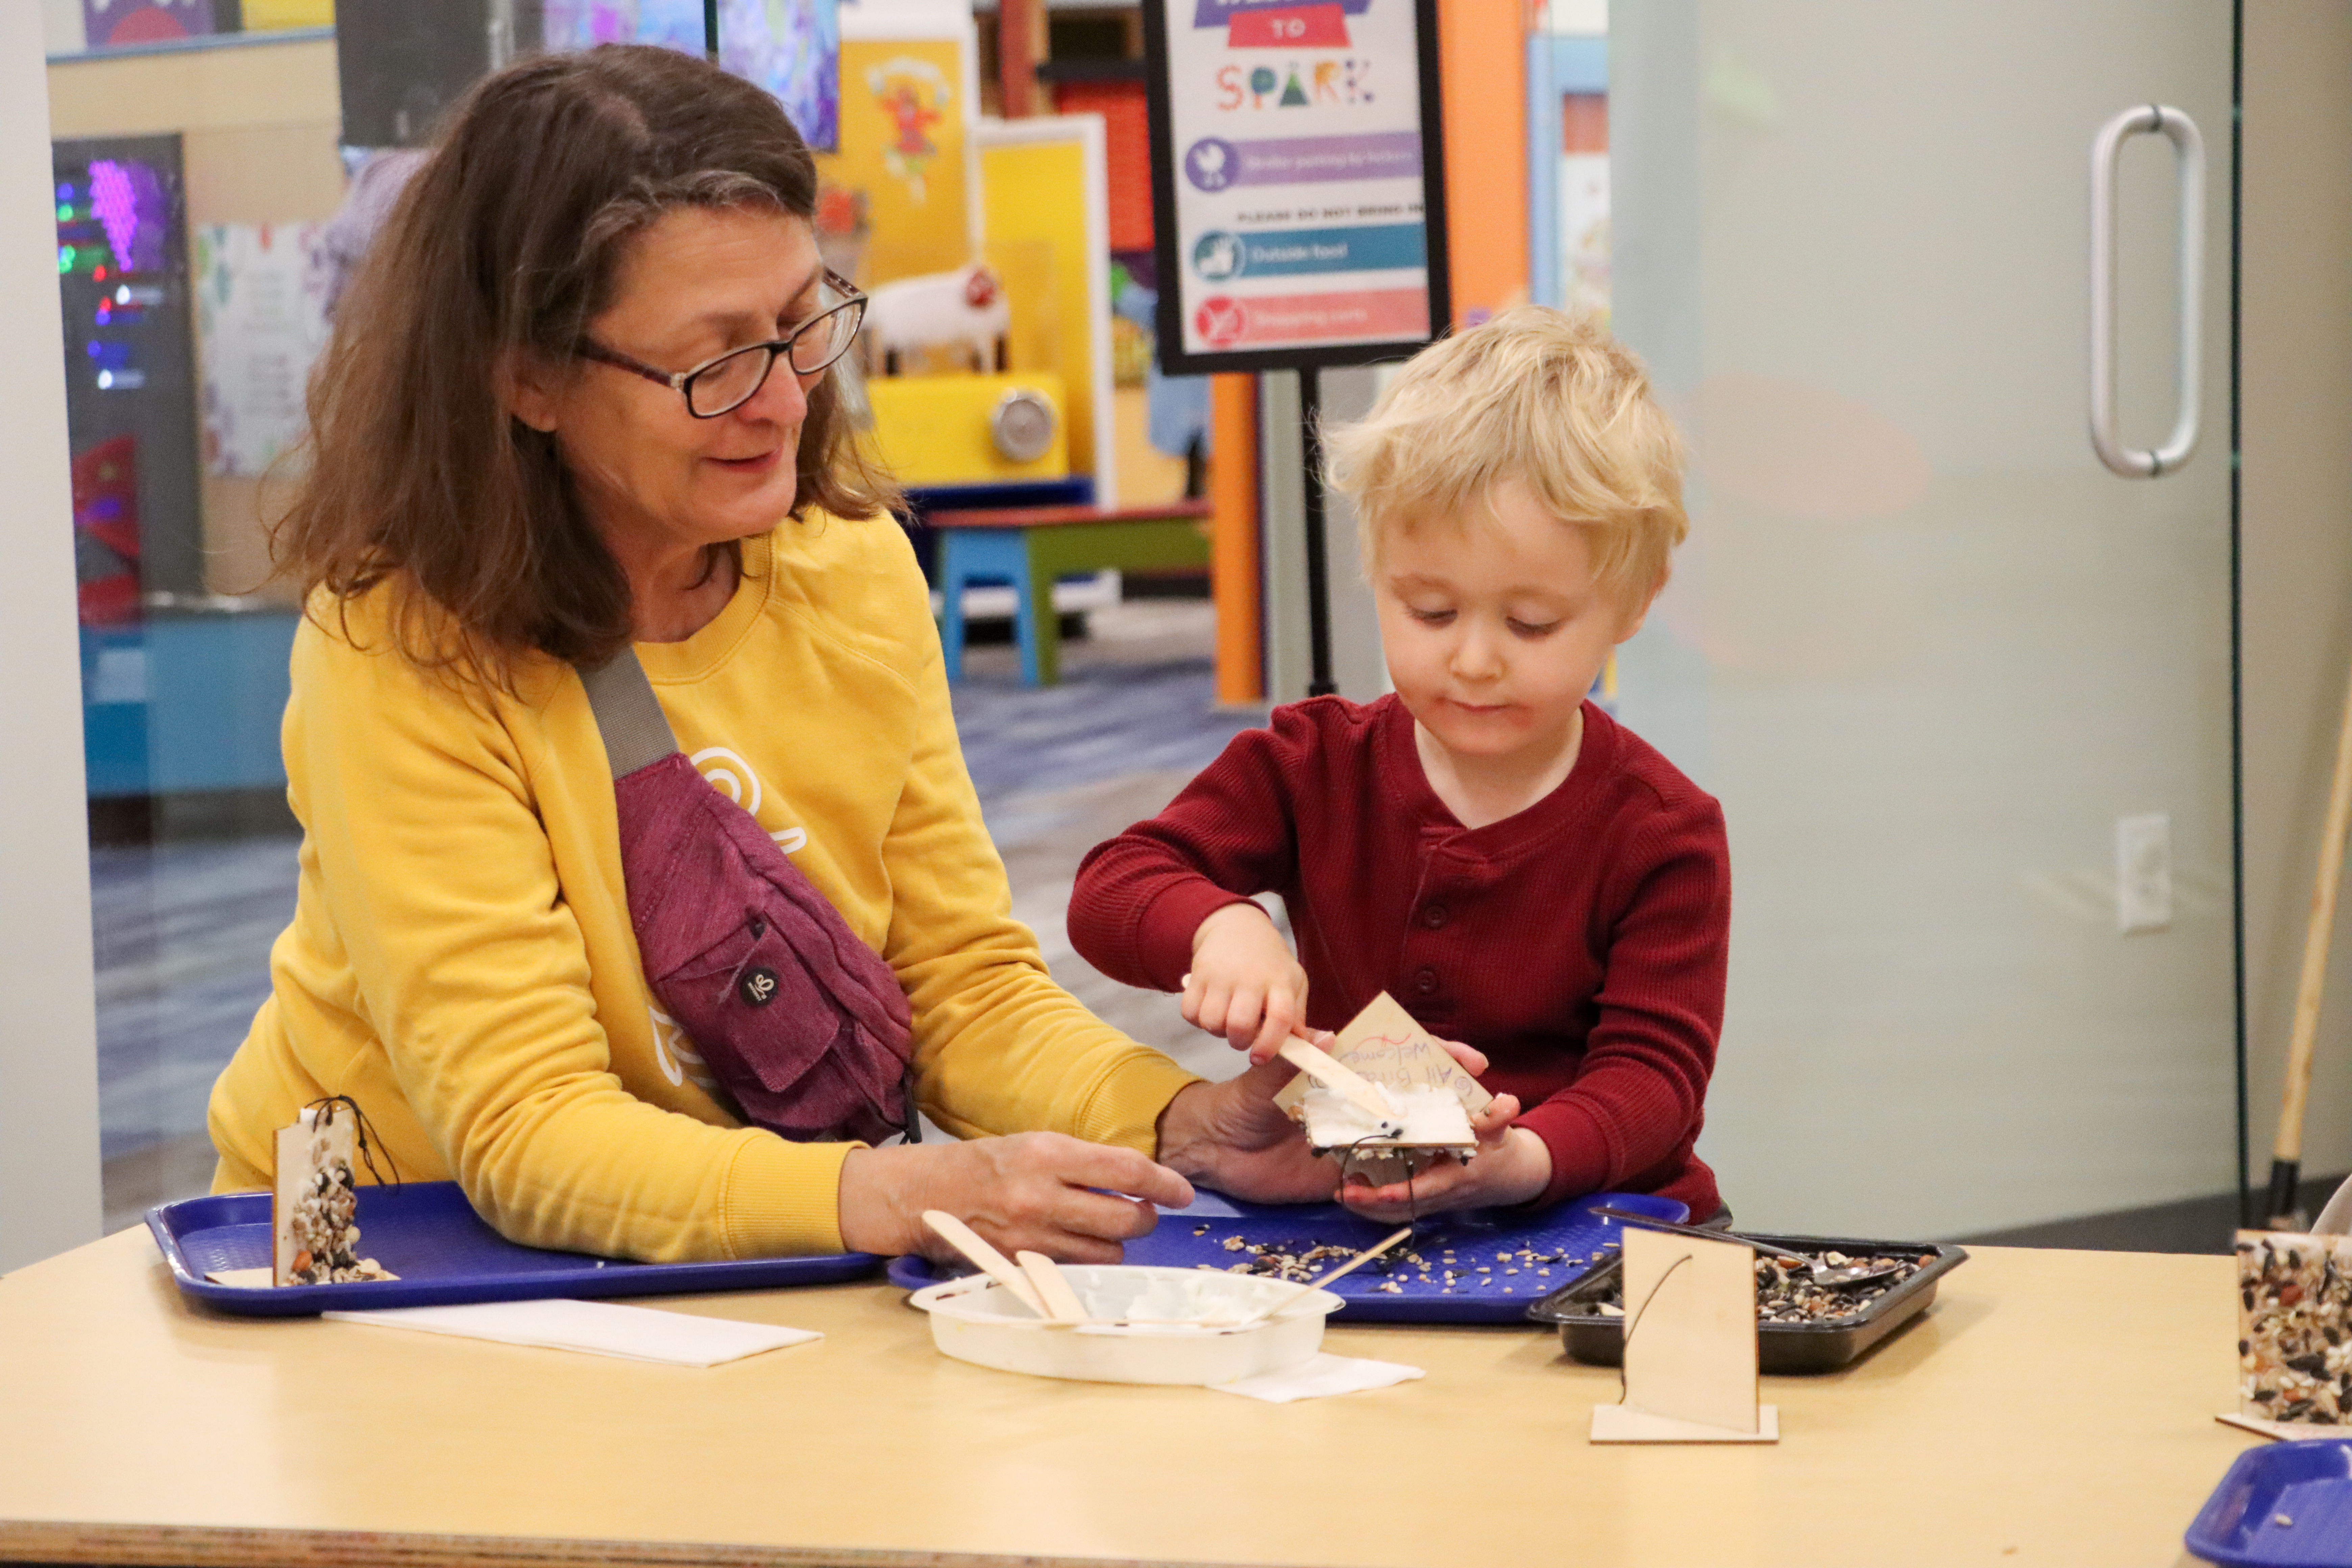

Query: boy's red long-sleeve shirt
[[1068, 693, 1729, 1217]]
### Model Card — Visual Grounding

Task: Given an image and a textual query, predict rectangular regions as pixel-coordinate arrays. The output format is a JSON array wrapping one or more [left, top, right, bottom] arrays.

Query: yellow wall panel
[[241, 0, 335, 28], [864, 371, 1068, 486], [979, 137, 1099, 484]]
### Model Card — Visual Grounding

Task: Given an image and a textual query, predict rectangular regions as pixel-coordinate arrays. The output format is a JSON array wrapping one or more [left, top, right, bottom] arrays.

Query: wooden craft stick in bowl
[[1016, 1250, 1090, 1324], [921, 1210, 1048, 1318]]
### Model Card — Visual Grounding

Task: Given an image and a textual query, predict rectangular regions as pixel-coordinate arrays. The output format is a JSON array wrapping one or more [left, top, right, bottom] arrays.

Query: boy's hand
[[1336, 1090, 1551, 1220], [1182, 901, 1309, 1059]]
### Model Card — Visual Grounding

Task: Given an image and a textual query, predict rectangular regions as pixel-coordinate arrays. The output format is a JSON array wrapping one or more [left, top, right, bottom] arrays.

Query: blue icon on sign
[[1193, 230, 1245, 281]]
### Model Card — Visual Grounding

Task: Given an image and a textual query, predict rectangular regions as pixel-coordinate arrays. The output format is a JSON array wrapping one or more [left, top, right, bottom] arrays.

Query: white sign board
[[194, 222, 329, 479], [1143, 0, 1449, 373]]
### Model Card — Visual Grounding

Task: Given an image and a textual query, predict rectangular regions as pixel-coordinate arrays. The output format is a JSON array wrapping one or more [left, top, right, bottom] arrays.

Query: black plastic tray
[[1523, 1231, 1969, 1374]]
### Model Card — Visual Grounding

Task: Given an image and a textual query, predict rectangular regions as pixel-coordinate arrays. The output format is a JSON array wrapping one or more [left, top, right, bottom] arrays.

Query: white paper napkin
[[203, 1267, 276, 1289], [1209, 1352, 1425, 1402], [323, 1298, 820, 1366]]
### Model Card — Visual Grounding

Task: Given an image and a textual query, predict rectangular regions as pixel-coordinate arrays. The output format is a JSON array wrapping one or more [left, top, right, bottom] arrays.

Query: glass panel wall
[[45, 20, 338, 1227], [1609, 1, 2238, 1236]]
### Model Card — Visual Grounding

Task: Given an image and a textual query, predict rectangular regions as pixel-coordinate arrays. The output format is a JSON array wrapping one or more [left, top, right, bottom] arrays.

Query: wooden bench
[[929, 498, 1212, 686]]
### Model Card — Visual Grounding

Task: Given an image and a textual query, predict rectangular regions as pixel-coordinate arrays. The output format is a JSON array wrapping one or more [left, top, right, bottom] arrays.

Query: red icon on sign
[[1195, 296, 1248, 347]]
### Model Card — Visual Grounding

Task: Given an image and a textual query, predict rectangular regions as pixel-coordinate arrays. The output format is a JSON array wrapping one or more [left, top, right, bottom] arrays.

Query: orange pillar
[[1437, 0, 1528, 325], [999, 0, 1044, 117], [1210, 373, 1262, 706]]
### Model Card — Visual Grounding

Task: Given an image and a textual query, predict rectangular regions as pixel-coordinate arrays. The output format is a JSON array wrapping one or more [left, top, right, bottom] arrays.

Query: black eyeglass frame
[[575, 268, 867, 419]]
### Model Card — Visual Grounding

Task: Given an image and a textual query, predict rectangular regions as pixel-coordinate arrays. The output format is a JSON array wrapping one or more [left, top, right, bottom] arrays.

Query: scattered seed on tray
[[1561, 1250, 1933, 1325], [1180, 1226, 1630, 1298]]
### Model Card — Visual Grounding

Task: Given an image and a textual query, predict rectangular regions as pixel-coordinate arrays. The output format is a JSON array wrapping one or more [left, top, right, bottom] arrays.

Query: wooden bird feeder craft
[[1275, 992, 1490, 1185], [1589, 1224, 1780, 1445]]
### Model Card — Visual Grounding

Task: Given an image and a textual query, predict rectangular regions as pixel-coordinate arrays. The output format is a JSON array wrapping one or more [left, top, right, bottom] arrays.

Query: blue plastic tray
[[885, 1189, 1688, 1323], [148, 1180, 880, 1317], [2188, 1440, 2352, 1567]]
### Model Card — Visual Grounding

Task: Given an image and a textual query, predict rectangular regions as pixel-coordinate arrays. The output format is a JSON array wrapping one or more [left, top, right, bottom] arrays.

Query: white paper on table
[[204, 1267, 276, 1288], [323, 1298, 820, 1366], [1208, 1352, 1424, 1403]]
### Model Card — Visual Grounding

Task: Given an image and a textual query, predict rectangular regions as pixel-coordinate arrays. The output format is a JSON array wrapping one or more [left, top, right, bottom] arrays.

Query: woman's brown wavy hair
[[273, 43, 898, 687]]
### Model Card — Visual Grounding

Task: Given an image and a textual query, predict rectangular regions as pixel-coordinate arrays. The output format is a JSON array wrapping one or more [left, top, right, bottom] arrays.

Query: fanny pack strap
[[580, 648, 681, 778]]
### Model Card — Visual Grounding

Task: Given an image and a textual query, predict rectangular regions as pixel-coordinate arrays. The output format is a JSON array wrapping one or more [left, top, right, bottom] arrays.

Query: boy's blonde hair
[[1323, 305, 1688, 607]]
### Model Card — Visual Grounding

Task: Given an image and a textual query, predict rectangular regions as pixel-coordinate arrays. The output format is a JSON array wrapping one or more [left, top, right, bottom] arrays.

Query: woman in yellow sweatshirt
[[205, 44, 1324, 1264]]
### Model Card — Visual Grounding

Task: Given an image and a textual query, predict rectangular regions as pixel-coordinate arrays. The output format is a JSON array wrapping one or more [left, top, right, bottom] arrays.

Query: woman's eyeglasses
[[576, 269, 866, 419]]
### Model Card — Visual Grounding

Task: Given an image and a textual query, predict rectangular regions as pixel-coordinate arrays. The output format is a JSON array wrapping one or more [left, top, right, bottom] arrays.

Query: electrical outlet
[[2116, 813, 2173, 934]]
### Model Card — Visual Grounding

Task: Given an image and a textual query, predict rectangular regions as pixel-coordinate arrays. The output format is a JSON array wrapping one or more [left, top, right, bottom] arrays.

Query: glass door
[[1609, 1, 2237, 1236]]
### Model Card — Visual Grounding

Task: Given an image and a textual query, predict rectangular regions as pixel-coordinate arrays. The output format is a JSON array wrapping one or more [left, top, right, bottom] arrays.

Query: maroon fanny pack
[[581, 651, 916, 1145]]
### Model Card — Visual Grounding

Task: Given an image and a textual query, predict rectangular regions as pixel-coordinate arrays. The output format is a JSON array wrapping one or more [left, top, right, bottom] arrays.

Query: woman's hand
[[837, 1133, 1195, 1262], [1182, 902, 1310, 1060], [1336, 1092, 1551, 1221], [1155, 1056, 1338, 1203]]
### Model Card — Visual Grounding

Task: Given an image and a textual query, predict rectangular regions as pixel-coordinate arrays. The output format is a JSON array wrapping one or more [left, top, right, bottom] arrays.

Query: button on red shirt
[[1068, 693, 1730, 1217]]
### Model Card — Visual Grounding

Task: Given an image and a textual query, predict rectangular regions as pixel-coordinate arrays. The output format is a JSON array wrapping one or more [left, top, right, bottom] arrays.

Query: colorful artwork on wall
[[813, 37, 968, 286], [56, 133, 203, 605], [541, 0, 841, 152], [72, 435, 143, 626], [80, 0, 217, 49]]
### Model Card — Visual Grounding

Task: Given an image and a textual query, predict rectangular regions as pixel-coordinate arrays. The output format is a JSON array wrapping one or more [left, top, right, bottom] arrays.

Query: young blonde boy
[[1067, 307, 1729, 1220]]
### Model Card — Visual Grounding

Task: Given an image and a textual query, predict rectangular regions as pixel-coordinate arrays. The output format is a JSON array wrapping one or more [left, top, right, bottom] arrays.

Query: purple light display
[[78, 158, 169, 274]]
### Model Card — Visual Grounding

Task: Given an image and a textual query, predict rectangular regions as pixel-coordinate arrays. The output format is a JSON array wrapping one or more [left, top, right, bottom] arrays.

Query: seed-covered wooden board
[[2238, 1228, 2352, 1426], [888, 1189, 1688, 1323]]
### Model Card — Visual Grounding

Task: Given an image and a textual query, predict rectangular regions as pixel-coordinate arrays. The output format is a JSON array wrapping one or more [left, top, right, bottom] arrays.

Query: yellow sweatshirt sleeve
[[869, 600, 1201, 1150], [285, 616, 852, 1262]]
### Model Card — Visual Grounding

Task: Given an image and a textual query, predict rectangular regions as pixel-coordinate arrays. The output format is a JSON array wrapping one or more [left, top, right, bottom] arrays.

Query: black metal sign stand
[[1298, 366, 1336, 696]]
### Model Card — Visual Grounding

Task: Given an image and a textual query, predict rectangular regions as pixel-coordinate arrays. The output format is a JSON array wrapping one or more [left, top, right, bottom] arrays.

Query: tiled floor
[[94, 598, 1263, 1230]]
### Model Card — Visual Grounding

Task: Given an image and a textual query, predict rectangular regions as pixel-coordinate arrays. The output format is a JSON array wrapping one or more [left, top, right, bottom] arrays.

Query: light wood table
[[0, 1228, 2262, 1568]]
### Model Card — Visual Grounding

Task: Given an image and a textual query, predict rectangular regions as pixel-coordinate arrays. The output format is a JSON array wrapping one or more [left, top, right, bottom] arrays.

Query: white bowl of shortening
[[908, 1265, 1343, 1385]]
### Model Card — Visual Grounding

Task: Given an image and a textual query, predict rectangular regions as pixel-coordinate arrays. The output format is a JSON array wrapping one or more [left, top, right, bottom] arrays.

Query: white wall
[[41, 0, 85, 55], [1, 5, 104, 1270]]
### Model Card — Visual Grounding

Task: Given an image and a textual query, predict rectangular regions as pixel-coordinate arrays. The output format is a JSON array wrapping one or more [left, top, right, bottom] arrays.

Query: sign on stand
[[1142, 0, 1448, 374], [1142, 0, 1450, 691]]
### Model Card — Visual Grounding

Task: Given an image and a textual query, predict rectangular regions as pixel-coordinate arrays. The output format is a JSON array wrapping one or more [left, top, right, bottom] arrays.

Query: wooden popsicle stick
[[1276, 1034, 1400, 1128], [921, 1210, 1047, 1318], [1015, 1251, 1090, 1324], [1295, 1225, 1414, 1294]]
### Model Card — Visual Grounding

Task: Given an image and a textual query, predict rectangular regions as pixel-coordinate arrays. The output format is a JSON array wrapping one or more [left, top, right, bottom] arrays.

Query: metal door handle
[[2089, 104, 2205, 478]]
